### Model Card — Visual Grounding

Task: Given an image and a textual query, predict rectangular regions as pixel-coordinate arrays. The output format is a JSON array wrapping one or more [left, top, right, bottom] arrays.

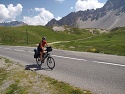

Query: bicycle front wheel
[[47, 57, 55, 70]]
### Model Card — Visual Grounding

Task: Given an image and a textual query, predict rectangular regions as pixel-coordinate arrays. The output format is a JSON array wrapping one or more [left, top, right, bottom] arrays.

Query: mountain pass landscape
[[1, 0, 125, 94]]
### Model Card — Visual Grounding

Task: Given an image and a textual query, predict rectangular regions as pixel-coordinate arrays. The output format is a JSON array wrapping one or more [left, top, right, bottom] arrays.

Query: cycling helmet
[[42, 37, 46, 40]]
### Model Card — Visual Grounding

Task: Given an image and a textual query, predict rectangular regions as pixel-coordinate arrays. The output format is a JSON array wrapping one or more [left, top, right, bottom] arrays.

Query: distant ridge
[[0, 21, 27, 26], [46, 0, 125, 30]]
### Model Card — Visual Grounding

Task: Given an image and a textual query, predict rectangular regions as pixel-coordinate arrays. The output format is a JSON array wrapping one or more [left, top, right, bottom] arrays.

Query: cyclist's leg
[[40, 49, 45, 63], [40, 52, 42, 60], [39, 48, 43, 60]]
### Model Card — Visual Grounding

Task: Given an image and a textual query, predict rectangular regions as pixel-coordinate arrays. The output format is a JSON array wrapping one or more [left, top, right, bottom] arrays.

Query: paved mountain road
[[0, 45, 125, 94]]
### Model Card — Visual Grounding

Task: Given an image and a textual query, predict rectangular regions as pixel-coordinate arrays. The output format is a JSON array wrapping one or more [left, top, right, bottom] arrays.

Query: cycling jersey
[[41, 40, 47, 47]]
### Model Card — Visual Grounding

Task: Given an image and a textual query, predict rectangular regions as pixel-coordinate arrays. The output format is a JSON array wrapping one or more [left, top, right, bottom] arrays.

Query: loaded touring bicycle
[[34, 46, 55, 70]]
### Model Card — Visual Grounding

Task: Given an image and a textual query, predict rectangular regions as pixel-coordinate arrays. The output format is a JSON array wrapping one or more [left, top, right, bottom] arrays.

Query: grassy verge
[[0, 56, 91, 94]]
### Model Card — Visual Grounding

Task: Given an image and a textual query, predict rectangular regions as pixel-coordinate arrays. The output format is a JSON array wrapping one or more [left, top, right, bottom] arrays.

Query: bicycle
[[34, 46, 55, 70]]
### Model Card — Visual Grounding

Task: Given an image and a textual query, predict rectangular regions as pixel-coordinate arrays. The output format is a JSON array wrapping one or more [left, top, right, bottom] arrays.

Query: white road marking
[[52, 55, 87, 61], [1, 46, 125, 67], [52, 55, 125, 67], [93, 61, 125, 67], [4, 48, 12, 50], [28, 51, 34, 53], [14, 49, 25, 52]]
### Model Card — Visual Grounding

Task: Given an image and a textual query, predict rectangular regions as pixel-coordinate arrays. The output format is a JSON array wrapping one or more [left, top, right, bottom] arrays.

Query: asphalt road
[[0, 45, 125, 94]]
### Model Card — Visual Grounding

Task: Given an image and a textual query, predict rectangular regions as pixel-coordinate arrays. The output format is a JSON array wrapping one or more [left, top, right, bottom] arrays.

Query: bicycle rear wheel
[[47, 57, 55, 70], [36, 57, 42, 66]]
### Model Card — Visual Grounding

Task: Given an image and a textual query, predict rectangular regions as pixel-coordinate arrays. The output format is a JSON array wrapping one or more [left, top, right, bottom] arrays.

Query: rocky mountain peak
[[0, 21, 27, 26], [103, 0, 125, 11], [46, 0, 125, 30]]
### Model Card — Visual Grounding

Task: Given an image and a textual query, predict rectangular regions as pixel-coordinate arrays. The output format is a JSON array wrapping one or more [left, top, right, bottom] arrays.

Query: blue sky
[[0, 0, 107, 25]]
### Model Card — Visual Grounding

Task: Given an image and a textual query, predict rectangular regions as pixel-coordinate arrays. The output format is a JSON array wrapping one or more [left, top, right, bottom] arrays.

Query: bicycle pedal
[[42, 60, 44, 63]]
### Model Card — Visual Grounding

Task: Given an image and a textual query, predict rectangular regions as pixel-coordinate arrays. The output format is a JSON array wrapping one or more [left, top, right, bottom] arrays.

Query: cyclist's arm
[[46, 42, 48, 46]]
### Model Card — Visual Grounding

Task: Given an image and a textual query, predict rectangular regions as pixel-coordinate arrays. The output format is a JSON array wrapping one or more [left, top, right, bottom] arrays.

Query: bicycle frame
[[42, 52, 50, 61]]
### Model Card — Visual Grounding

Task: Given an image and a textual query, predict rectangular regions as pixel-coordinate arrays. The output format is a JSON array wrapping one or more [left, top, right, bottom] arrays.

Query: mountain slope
[[0, 26, 93, 45], [46, 0, 125, 30]]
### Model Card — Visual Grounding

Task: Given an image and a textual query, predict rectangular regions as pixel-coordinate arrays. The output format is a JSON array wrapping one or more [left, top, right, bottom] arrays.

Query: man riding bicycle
[[38, 37, 48, 62]]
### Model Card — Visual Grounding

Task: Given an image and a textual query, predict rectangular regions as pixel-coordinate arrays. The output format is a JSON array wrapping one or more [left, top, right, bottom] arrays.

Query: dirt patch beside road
[[0, 56, 91, 94]]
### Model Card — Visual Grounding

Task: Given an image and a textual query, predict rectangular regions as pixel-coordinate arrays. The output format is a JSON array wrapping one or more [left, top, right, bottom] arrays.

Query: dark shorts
[[38, 48, 43, 52]]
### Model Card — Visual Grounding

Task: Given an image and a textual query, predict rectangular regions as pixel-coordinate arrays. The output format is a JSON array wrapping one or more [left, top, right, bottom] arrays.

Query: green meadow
[[53, 27, 125, 56], [0, 26, 93, 46], [0, 26, 125, 56]]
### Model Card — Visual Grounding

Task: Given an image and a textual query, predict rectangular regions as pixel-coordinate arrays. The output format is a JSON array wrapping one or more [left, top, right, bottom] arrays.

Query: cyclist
[[38, 37, 48, 62]]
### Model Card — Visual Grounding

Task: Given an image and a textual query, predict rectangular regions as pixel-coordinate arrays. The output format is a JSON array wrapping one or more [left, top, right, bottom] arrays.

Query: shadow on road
[[25, 64, 52, 71]]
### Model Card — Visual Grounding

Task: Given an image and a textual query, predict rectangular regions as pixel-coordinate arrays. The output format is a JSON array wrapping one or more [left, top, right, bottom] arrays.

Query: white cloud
[[55, 0, 65, 3], [23, 16, 42, 25], [0, 4, 23, 22], [75, 0, 105, 11], [23, 8, 54, 25], [71, 7, 74, 10], [56, 16, 62, 20]]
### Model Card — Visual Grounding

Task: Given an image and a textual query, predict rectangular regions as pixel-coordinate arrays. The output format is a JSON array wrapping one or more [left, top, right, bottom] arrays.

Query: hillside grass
[[0, 56, 91, 94], [0, 26, 93, 46], [0, 25, 125, 56], [52, 27, 125, 56]]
